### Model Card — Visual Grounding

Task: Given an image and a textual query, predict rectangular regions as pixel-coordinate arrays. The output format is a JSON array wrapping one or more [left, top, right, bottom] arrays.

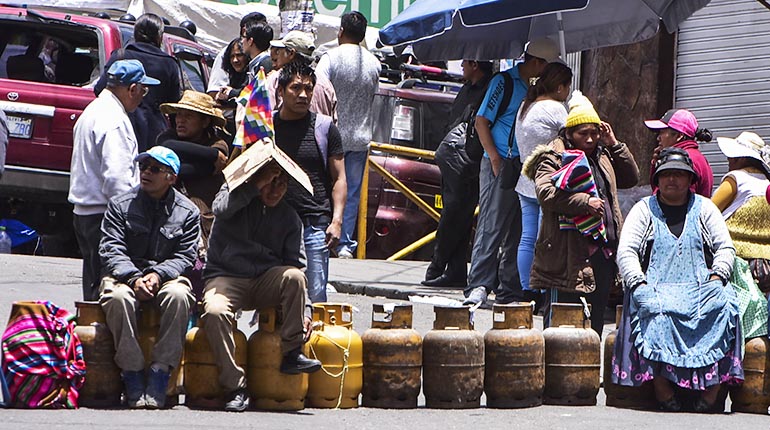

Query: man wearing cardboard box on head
[[201, 144, 321, 412]]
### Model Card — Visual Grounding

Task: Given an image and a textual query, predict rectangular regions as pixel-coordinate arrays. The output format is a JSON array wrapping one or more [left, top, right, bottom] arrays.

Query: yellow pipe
[[370, 142, 435, 160], [387, 230, 436, 261], [355, 150, 370, 260], [386, 206, 480, 261], [369, 161, 441, 222]]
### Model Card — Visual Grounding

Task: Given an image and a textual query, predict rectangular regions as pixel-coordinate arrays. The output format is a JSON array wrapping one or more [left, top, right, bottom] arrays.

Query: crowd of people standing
[[62, 7, 770, 414]]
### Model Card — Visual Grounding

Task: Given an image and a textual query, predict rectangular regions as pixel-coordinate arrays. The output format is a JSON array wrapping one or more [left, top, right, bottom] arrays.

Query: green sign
[[214, 0, 413, 28]]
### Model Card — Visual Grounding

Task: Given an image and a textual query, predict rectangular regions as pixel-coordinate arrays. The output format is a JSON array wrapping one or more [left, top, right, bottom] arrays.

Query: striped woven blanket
[[1, 301, 85, 408], [551, 149, 607, 242]]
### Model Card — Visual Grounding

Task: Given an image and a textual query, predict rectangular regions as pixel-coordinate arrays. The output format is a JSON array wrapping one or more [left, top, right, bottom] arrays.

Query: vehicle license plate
[[434, 194, 443, 209], [7, 114, 33, 139]]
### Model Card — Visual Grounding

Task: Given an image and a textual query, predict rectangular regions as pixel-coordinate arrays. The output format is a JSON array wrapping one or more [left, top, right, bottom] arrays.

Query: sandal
[[658, 395, 681, 412]]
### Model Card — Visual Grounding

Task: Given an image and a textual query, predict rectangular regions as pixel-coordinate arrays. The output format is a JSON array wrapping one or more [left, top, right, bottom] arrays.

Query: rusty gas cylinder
[[361, 304, 422, 408], [423, 306, 484, 409], [484, 303, 544, 408], [73, 301, 122, 407], [184, 318, 248, 409], [306, 303, 363, 408], [543, 303, 600, 405], [247, 307, 308, 410], [137, 303, 183, 405], [604, 305, 656, 409], [730, 337, 770, 413]]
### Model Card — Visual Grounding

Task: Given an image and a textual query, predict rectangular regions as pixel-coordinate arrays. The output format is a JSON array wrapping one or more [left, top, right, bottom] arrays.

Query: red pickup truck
[[0, 6, 213, 254]]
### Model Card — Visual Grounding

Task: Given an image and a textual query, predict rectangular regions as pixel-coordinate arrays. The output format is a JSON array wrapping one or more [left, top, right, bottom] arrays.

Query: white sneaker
[[463, 286, 488, 306], [338, 249, 353, 259]]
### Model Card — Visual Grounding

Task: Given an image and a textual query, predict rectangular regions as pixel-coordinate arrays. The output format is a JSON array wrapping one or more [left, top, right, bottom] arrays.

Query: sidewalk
[[329, 258, 467, 303]]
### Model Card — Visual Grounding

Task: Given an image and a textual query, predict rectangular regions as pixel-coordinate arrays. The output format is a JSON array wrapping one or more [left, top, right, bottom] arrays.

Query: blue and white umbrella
[[379, 0, 711, 61]]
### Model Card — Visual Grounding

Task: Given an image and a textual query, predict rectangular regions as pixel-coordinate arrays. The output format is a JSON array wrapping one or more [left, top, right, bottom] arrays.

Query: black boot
[[280, 348, 322, 375]]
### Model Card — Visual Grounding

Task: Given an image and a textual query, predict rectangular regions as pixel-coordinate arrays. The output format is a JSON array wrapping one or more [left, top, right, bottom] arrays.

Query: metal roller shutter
[[675, 0, 770, 186]]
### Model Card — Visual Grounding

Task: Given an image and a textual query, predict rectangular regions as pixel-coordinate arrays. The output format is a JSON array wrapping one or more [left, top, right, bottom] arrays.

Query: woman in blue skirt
[[613, 148, 743, 412]]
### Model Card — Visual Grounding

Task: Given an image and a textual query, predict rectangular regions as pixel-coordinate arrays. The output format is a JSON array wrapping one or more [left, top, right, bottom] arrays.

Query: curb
[[330, 280, 495, 310]]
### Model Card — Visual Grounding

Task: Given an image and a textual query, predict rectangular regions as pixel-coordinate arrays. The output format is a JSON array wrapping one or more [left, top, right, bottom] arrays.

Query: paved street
[[1, 254, 768, 429]]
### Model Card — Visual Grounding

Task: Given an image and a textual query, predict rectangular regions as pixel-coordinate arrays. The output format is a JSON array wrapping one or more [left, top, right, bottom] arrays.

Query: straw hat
[[160, 90, 226, 128]]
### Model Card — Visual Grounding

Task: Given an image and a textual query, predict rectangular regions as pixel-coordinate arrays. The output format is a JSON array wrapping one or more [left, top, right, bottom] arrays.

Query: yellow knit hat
[[565, 91, 601, 128]]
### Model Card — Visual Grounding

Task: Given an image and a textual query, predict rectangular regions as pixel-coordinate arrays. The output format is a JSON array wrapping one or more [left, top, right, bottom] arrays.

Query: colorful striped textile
[[234, 67, 274, 148], [1, 301, 85, 408], [551, 149, 607, 242]]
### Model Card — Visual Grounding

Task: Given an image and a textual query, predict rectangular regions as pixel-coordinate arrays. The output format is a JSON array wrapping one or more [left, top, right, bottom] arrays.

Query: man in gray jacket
[[202, 161, 321, 412], [99, 146, 199, 410]]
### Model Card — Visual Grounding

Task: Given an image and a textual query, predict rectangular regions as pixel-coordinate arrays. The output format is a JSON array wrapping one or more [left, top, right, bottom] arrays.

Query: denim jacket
[[99, 186, 200, 285]]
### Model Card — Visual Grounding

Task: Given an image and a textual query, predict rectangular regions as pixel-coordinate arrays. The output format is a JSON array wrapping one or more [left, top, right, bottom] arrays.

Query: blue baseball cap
[[135, 146, 180, 174], [107, 59, 160, 86]]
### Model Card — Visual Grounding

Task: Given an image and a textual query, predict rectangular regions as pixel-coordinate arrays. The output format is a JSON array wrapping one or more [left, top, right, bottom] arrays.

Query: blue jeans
[[517, 194, 542, 291], [338, 150, 368, 255], [303, 220, 329, 303]]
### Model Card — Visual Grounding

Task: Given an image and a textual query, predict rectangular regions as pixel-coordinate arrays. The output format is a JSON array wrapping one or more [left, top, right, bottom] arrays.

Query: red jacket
[[650, 140, 713, 197]]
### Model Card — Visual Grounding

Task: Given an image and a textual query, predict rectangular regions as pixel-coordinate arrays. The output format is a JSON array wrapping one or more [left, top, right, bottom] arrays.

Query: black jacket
[[204, 183, 303, 280], [95, 41, 183, 152], [99, 186, 200, 285]]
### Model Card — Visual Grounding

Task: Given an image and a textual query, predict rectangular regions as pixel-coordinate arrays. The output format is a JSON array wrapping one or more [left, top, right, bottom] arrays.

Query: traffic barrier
[[247, 307, 308, 411], [361, 304, 422, 408], [543, 303, 601, 406], [423, 306, 484, 409], [306, 303, 363, 409], [603, 305, 656, 409], [484, 303, 544, 408]]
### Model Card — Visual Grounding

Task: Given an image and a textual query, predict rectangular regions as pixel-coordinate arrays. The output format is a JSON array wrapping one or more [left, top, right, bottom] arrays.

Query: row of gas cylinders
[[73, 301, 770, 412]]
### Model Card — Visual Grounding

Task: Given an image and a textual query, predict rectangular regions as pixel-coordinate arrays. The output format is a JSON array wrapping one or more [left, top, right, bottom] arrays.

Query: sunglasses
[[138, 163, 169, 174], [655, 153, 693, 170]]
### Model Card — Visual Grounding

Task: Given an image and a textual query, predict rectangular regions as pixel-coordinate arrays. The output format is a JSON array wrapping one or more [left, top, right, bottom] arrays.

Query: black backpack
[[464, 71, 514, 162]]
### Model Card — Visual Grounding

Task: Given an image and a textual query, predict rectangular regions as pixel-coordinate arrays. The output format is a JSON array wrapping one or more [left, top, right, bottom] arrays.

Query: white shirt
[[515, 99, 567, 198], [315, 44, 380, 152], [68, 90, 139, 215], [206, 48, 229, 93]]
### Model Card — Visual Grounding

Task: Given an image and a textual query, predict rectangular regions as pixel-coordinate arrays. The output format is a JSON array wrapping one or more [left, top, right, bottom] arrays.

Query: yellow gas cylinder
[[73, 301, 122, 407], [730, 337, 770, 413], [484, 303, 544, 408], [247, 307, 308, 410], [306, 303, 363, 408], [423, 306, 484, 409], [361, 304, 422, 408], [543, 303, 600, 405], [603, 305, 656, 409], [183, 318, 247, 409], [137, 303, 182, 405]]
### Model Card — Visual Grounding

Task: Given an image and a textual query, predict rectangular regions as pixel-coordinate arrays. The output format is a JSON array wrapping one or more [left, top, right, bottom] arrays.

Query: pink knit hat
[[644, 109, 698, 138]]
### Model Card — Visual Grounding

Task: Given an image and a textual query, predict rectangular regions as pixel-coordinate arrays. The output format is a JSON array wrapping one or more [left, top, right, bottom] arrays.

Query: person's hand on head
[[252, 161, 282, 190], [599, 121, 618, 147]]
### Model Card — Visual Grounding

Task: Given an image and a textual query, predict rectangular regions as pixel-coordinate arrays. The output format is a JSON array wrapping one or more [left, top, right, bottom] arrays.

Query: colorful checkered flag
[[233, 68, 273, 147]]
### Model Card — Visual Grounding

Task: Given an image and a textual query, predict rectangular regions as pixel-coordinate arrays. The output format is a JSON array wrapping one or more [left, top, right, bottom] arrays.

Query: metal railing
[[356, 142, 439, 261]]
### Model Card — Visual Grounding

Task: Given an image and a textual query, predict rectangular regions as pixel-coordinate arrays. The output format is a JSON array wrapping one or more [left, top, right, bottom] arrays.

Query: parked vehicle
[[364, 76, 460, 260], [0, 6, 213, 255]]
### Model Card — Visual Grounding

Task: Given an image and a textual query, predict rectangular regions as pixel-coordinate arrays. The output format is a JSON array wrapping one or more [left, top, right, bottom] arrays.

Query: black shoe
[[224, 388, 250, 412], [420, 274, 466, 288], [280, 348, 322, 375], [658, 395, 681, 412]]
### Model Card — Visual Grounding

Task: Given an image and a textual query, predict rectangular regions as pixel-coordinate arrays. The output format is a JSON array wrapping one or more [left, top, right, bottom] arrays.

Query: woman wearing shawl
[[523, 91, 639, 334], [613, 148, 742, 412]]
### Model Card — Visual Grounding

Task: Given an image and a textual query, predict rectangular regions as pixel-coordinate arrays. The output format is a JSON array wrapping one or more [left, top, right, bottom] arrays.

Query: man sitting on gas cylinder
[[202, 161, 321, 413], [99, 146, 199, 409]]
